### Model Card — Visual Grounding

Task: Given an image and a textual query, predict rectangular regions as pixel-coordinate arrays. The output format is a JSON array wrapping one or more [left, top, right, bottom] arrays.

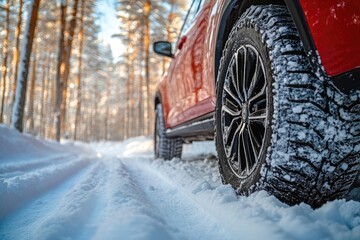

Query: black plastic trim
[[284, 0, 318, 65], [331, 67, 360, 94], [154, 91, 162, 109], [214, 0, 238, 82], [166, 113, 214, 138], [215, 0, 319, 82], [284, 0, 315, 52]]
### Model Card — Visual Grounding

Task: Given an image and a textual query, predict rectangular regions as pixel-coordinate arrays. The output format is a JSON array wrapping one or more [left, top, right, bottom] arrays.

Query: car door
[[179, 0, 214, 122], [165, 0, 204, 127]]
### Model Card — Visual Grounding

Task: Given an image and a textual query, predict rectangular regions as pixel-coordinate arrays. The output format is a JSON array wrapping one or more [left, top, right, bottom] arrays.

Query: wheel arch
[[154, 91, 162, 109], [214, 0, 317, 83]]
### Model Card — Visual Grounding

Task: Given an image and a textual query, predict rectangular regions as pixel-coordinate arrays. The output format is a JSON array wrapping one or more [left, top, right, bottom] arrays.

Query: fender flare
[[214, 0, 318, 81]]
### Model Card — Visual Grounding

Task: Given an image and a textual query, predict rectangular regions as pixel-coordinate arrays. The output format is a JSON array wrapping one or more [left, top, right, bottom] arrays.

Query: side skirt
[[166, 113, 215, 141]]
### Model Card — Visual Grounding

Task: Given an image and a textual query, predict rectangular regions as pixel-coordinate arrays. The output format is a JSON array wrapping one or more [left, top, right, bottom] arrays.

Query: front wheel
[[215, 5, 360, 208]]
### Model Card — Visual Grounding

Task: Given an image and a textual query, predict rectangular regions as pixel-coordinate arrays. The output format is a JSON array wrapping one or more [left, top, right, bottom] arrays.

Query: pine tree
[[74, 0, 85, 140], [0, 0, 10, 123], [54, 0, 67, 141], [61, 0, 79, 136], [12, 0, 41, 132], [11, 0, 23, 114]]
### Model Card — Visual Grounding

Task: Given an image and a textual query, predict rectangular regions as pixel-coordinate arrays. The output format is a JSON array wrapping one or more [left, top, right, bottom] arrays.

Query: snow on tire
[[154, 104, 182, 160], [215, 5, 360, 208]]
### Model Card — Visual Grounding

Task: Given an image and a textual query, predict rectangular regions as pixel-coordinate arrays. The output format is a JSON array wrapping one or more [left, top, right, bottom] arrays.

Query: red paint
[[161, 0, 215, 128], [158, 0, 360, 128], [299, 0, 360, 76]]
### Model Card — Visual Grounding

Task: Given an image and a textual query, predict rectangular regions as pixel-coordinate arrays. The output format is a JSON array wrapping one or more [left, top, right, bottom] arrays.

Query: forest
[[0, 0, 188, 142]]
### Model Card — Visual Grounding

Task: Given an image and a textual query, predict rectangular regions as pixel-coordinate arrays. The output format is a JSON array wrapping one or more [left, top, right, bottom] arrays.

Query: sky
[[97, 0, 124, 60]]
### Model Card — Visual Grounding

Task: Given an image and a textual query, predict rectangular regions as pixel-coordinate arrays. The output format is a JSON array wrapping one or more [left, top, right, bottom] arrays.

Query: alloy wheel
[[221, 44, 269, 178]]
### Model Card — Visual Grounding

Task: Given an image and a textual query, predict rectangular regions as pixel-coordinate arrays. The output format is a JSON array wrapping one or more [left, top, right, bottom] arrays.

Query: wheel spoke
[[224, 116, 241, 144], [222, 104, 241, 117], [248, 125, 259, 160], [241, 46, 248, 100], [237, 132, 244, 173], [241, 129, 252, 174], [248, 66, 266, 105], [249, 108, 266, 123], [232, 52, 244, 102], [248, 51, 260, 97], [248, 85, 266, 105], [224, 85, 242, 106], [248, 125, 261, 150], [224, 96, 239, 111], [226, 122, 245, 158]]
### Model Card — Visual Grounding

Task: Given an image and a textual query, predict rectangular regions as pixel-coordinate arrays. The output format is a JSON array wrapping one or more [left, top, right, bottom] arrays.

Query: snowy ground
[[0, 125, 359, 240]]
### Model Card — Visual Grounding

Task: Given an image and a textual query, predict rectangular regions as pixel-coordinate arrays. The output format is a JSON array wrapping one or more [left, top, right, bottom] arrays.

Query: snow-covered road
[[0, 126, 359, 240]]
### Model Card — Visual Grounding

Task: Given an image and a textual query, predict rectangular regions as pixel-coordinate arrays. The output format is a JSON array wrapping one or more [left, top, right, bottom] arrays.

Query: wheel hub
[[241, 103, 249, 122]]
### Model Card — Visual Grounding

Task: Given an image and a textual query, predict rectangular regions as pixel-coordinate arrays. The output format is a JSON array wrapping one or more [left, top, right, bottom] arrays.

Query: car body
[[153, 0, 360, 207], [156, 0, 360, 132]]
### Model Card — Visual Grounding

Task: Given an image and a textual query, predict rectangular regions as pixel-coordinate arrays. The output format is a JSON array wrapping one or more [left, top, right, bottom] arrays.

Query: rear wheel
[[154, 104, 182, 160], [215, 5, 360, 208]]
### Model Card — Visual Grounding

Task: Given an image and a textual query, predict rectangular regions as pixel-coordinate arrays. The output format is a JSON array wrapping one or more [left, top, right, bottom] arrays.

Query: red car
[[153, 0, 360, 208]]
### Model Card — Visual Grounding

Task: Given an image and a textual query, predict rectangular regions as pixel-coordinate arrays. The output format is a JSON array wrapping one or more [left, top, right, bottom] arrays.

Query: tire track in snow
[[0, 160, 106, 240], [121, 157, 236, 240], [29, 160, 106, 240], [122, 157, 288, 240], [0, 155, 96, 219], [0, 159, 97, 239], [90, 157, 176, 240]]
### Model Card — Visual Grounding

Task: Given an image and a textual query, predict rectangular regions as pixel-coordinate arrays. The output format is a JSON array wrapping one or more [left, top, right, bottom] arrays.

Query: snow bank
[[0, 125, 91, 162], [0, 127, 359, 240], [0, 125, 94, 219]]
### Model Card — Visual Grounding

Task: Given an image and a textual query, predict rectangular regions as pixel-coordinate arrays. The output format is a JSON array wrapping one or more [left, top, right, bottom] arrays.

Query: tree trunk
[[49, 57, 56, 139], [12, 0, 41, 132], [144, 0, 151, 135], [40, 51, 50, 137], [55, 0, 67, 141], [74, 0, 84, 141], [28, 43, 38, 133], [138, 55, 144, 135], [125, 65, 131, 138], [129, 48, 136, 137], [61, 0, 79, 135], [136, 26, 145, 136], [163, 1, 175, 73], [105, 79, 110, 139], [0, 0, 11, 123], [11, 0, 24, 115]]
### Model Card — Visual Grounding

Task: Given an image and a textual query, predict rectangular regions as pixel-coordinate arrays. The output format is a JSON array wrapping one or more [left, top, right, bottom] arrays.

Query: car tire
[[154, 104, 182, 160], [215, 5, 360, 208]]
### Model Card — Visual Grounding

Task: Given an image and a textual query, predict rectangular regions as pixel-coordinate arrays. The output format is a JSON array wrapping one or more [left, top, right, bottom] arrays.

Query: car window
[[179, 0, 202, 36]]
